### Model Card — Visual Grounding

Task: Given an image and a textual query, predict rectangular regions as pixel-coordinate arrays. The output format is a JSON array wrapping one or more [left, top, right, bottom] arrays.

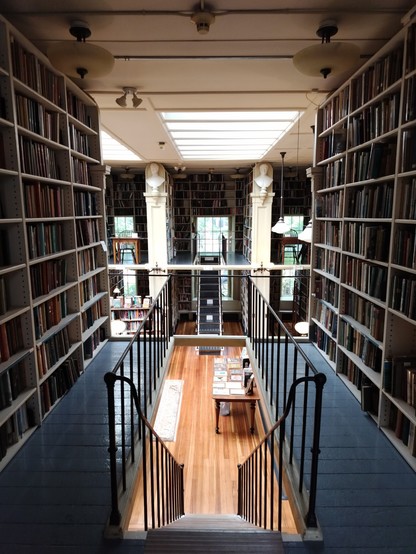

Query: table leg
[[250, 400, 256, 434], [215, 400, 220, 433], [113, 241, 118, 264]]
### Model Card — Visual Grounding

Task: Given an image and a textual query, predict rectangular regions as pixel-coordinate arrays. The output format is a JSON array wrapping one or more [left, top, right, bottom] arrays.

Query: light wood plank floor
[[128, 322, 298, 534]]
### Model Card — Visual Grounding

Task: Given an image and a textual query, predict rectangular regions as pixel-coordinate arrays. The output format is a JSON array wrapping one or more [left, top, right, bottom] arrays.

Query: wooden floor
[[128, 322, 298, 534]]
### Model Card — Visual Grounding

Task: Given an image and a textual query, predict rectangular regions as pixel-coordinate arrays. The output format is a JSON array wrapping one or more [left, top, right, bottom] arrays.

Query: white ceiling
[[2, 1, 415, 175]]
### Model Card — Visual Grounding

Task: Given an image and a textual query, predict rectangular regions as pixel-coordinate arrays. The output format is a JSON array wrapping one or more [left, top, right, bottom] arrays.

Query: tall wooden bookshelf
[[0, 16, 109, 469], [105, 173, 148, 261], [242, 176, 253, 262], [270, 168, 311, 264], [311, 16, 416, 468], [171, 172, 245, 259]]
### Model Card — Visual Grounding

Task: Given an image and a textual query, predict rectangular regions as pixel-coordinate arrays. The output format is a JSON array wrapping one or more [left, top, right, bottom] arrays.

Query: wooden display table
[[112, 236, 140, 264], [213, 391, 260, 434], [212, 357, 260, 434]]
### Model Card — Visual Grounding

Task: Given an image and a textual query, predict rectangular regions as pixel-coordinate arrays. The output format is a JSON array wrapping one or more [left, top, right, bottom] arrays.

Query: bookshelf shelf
[[311, 19, 416, 466], [0, 15, 109, 470]]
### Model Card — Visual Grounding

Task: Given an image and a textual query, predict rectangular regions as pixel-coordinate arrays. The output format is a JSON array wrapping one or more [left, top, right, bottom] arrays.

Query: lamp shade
[[293, 41, 360, 78], [47, 41, 114, 79], [271, 217, 290, 234], [298, 220, 313, 243]]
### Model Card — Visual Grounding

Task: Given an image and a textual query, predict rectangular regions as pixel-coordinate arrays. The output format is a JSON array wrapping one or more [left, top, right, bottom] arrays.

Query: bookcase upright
[[311, 15, 416, 469], [0, 16, 110, 469]]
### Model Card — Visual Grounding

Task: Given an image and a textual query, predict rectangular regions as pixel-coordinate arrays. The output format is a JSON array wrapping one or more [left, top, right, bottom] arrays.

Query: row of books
[[338, 351, 367, 391], [0, 318, 24, 363], [27, 221, 64, 259], [393, 227, 416, 269], [321, 85, 350, 130], [24, 180, 65, 219], [316, 221, 341, 248], [110, 295, 152, 309], [0, 404, 35, 461], [39, 357, 81, 416], [0, 277, 7, 315], [81, 302, 103, 332], [345, 181, 393, 219], [74, 190, 98, 217], [384, 356, 416, 409], [114, 309, 147, 321], [71, 157, 91, 185], [66, 91, 93, 128], [348, 142, 397, 182], [315, 248, 340, 278], [0, 360, 27, 410], [391, 274, 416, 321], [314, 301, 338, 338], [15, 93, 62, 144], [80, 275, 99, 307], [69, 123, 91, 157], [314, 276, 339, 309], [30, 258, 68, 299], [78, 248, 98, 274], [315, 190, 343, 218], [387, 403, 416, 457], [399, 178, 416, 219], [350, 45, 403, 111], [33, 291, 68, 340], [83, 327, 104, 360], [401, 128, 416, 172], [344, 222, 390, 262], [19, 136, 61, 180], [406, 23, 416, 74], [344, 292, 385, 342], [339, 320, 383, 372], [344, 257, 387, 301], [36, 326, 72, 377], [323, 158, 345, 188], [403, 75, 416, 123], [10, 36, 63, 107], [75, 218, 100, 246], [314, 327, 336, 363], [349, 93, 400, 147]]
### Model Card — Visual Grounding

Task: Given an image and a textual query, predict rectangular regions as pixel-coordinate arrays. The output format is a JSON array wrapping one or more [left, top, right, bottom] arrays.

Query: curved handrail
[[238, 372, 326, 532], [105, 371, 184, 530]]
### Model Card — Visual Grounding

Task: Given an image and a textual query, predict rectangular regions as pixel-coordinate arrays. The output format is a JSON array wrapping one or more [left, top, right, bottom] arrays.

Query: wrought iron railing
[[104, 276, 182, 529], [240, 275, 326, 533], [237, 373, 326, 531]]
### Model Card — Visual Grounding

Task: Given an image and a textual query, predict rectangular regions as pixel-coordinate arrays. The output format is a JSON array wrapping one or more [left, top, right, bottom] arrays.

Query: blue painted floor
[[0, 340, 415, 553]]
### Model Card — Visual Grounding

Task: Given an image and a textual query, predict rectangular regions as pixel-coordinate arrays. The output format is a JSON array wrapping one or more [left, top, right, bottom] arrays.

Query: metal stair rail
[[237, 373, 326, 532], [105, 372, 184, 531], [104, 276, 179, 531], [241, 273, 327, 536]]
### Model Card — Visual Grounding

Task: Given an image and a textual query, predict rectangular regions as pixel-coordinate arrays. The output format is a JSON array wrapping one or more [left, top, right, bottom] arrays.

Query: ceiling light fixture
[[47, 20, 114, 79], [293, 20, 360, 79], [298, 219, 313, 243], [115, 87, 142, 108], [191, 1, 215, 34], [271, 152, 290, 235]]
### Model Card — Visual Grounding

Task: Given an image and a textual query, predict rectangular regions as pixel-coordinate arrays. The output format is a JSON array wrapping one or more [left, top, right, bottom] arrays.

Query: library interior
[[1, 2, 416, 553]]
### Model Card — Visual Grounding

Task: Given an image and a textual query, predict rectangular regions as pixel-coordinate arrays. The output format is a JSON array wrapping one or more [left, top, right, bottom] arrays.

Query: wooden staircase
[[144, 514, 284, 553]]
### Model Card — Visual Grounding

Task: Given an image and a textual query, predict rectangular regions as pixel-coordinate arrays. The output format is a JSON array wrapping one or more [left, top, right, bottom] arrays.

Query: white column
[[144, 162, 168, 299], [250, 163, 274, 300]]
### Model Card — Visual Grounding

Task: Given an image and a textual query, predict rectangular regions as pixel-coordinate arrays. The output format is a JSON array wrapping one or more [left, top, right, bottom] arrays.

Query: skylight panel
[[101, 130, 141, 162], [160, 110, 301, 161]]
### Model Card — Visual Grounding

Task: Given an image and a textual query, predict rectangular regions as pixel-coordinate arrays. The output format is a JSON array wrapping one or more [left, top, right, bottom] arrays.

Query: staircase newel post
[[237, 463, 242, 516], [104, 372, 121, 527], [305, 372, 327, 528]]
